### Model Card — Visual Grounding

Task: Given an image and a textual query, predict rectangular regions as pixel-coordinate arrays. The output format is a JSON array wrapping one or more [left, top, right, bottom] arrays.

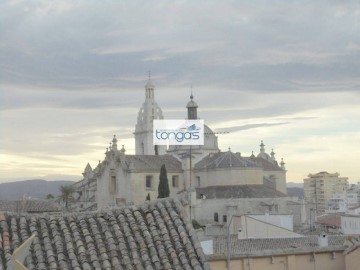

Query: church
[[71, 77, 287, 211]]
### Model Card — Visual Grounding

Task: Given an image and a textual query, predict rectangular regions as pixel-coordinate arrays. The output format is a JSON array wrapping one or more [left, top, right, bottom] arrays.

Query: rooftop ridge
[[0, 197, 210, 270]]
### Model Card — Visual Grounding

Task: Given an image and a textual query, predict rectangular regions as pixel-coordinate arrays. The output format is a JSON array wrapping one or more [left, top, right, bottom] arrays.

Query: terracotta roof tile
[[0, 200, 62, 213], [0, 198, 210, 270], [213, 235, 347, 255], [196, 184, 286, 199]]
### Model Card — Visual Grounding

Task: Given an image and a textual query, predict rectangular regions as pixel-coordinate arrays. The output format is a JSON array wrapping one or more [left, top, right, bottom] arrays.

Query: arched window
[[214, 212, 219, 222]]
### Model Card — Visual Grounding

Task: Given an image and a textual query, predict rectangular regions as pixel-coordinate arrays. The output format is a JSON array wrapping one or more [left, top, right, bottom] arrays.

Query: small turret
[[260, 140, 265, 154], [280, 158, 286, 170], [112, 135, 118, 150], [186, 91, 198, 120], [270, 148, 276, 161], [145, 72, 155, 100]]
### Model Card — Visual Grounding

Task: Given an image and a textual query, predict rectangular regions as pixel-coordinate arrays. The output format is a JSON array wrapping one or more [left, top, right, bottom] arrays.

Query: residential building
[[328, 193, 347, 213], [193, 185, 307, 231], [304, 172, 348, 214], [315, 213, 342, 233], [347, 205, 360, 215], [346, 186, 359, 208], [341, 215, 360, 235], [206, 234, 348, 270]]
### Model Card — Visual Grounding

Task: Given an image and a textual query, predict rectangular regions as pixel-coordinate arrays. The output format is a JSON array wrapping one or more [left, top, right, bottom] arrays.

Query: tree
[[46, 194, 54, 200], [146, 193, 151, 201], [60, 185, 75, 210], [158, 164, 170, 198]]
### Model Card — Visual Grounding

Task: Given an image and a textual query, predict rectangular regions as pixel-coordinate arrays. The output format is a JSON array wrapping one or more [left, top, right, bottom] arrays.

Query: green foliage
[[146, 193, 151, 201], [192, 219, 203, 230], [157, 164, 170, 198], [46, 194, 54, 200], [60, 184, 75, 210]]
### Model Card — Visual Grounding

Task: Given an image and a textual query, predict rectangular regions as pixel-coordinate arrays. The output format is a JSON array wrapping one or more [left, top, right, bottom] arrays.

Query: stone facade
[[71, 79, 287, 211]]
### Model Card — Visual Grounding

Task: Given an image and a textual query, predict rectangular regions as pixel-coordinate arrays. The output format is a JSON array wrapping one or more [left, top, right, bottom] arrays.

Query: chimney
[[318, 232, 328, 247]]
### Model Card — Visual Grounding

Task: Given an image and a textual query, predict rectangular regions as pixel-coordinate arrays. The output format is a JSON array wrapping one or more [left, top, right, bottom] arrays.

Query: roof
[[0, 200, 62, 213], [316, 213, 342, 227], [212, 235, 347, 257], [194, 152, 283, 171], [125, 155, 183, 172], [196, 185, 287, 199], [252, 157, 283, 171], [194, 151, 258, 170], [0, 198, 210, 270], [186, 94, 198, 108], [344, 236, 360, 255]]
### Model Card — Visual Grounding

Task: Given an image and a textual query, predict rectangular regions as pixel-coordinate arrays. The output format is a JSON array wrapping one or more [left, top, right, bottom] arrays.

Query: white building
[[328, 193, 347, 213], [341, 215, 360, 235], [347, 205, 360, 216], [71, 78, 287, 210], [304, 172, 348, 214]]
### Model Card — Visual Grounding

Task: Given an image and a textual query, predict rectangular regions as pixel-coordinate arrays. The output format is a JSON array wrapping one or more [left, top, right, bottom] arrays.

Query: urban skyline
[[0, 1, 359, 183]]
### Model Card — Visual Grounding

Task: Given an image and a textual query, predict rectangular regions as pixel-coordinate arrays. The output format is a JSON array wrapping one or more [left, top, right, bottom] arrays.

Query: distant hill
[[0, 179, 75, 200], [287, 187, 304, 198], [286, 182, 304, 188], [286, 182, 304, 198]]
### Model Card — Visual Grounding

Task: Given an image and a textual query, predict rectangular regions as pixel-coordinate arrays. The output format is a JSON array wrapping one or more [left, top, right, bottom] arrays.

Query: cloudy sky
[[1, 0, 359, 184]]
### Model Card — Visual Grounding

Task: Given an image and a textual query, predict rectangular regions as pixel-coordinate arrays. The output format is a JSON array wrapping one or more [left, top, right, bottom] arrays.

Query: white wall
[[341, 215, 360, 234], [248, 213, 294, 231]]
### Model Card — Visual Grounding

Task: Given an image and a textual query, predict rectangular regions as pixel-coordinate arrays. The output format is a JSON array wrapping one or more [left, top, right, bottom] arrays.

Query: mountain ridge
[[0, 179, 75, 200]]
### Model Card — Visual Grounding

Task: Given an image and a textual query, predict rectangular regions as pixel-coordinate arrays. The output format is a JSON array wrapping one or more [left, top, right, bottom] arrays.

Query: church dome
[[186, 94, 198, 108], [186, 99, 198, 108], [167, 124, 219, 153]]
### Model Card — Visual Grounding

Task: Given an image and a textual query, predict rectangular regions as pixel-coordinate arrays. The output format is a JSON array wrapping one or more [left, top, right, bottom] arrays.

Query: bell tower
[[186, 92, 198, 120], [134, 75, 166, 155]]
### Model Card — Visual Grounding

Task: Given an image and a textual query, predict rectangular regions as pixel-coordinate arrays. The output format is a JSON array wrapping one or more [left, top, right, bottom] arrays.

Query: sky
[[0, 0, 359, 184]]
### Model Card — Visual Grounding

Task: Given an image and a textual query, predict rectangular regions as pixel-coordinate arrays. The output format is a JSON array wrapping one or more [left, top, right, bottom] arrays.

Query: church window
[[172, 175, 179, 188], [146, 175, 153, 189], [110, 176, 116, 194], [214, 212, 219, 222]]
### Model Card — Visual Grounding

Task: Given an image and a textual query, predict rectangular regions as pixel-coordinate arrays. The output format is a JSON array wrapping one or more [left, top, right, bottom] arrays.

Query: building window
[[172, 175, 179, 188], [214, 213, 219, 222], [196, 176, 200, 187], [110, 176, 116, 194], [146, 175, 153, 189], [223, 215, 227, 223]]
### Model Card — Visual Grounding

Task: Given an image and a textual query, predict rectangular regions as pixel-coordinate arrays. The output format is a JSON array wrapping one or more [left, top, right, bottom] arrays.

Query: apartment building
[[304, 172, 348, 214]]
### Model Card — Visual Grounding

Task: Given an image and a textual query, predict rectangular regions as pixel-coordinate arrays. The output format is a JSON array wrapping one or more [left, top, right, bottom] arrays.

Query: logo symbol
[[153, 120, 204, 145]]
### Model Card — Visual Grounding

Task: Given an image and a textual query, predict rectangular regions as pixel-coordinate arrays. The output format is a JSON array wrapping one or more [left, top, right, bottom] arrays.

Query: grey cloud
[[214, 122, 289, 133], [1, 1, 360, 95]]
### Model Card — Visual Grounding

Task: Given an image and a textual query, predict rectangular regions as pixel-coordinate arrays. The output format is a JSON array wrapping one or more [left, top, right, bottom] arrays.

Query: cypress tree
[[146, 193, 151, 201], [158, 164, 170, 198]]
